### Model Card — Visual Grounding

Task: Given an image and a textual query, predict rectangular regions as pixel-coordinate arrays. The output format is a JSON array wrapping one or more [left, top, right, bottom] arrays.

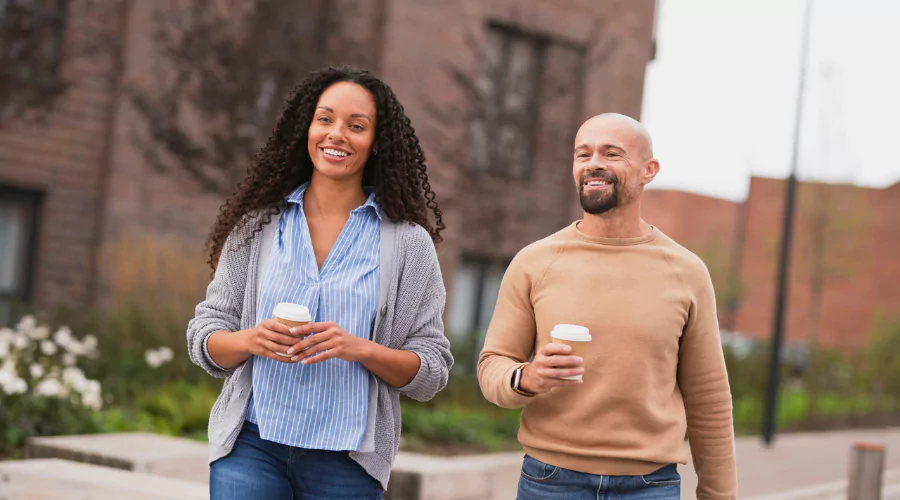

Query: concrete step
[[27, 433, 209, 483], [386, 451, 522, 500], [745, 467, 900, 500], [0, 458, 208, 499], [26, 431, 523, 499]]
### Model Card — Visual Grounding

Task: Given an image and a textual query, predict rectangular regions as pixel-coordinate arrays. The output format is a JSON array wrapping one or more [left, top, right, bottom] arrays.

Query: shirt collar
[[286, 182, 382, 220]]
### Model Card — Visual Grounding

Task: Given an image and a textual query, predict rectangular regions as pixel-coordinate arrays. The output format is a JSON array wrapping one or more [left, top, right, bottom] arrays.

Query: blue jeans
[[210, 422, 382, 500], [518, 455, 681, 499]]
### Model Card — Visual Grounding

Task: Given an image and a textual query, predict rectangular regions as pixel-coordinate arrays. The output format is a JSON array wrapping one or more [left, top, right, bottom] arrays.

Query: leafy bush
[[94, 380, 220, 441], [0, 316, 103, 457], [857, 315, 900, 404], [401, 403, 520, 453], [44, 302, 205, 408]]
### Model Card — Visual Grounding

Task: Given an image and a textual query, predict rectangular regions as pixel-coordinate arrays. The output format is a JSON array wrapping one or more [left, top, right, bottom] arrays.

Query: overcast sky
[[642, 0, 900, 201]]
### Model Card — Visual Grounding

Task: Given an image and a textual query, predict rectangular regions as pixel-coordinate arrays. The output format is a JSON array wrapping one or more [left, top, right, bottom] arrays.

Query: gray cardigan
[[186, 211, 453, 490]]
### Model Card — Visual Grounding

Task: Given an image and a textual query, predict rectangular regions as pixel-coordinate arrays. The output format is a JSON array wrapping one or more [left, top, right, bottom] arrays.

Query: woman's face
[[307, 81, 377, 183]]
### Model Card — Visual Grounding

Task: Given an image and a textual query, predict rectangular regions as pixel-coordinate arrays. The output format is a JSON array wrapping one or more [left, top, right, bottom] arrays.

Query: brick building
[[644, 177, 900, 350], [0, 0, 657, 332]]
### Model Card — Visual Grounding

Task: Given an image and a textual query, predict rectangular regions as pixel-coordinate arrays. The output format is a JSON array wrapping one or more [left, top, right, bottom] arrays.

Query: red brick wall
[[645, 178, 900, 350], [0, 0, 123, 309], [2, 0, 657, 317], [94, 0, 389, 308], [642, 188, 741, 256], [379, 0, 656, 286], [733, 178, 900, 349], [91, 0, 222, 308]]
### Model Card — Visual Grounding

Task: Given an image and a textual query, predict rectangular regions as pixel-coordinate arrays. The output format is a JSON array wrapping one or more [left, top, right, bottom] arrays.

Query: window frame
[[474, 21, 547, 181], [0, 184, 44, 309], [0, 0, 68, 85], [449, 255, 511, 337]]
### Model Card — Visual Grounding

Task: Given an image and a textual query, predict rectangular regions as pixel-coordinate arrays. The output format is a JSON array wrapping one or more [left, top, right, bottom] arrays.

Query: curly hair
[[207, 66, 444, 270]]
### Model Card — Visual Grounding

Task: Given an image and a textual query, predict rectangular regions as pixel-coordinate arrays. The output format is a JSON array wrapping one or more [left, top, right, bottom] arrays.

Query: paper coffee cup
[[549, 324, 591, 381], [272, 303, 310, 356]]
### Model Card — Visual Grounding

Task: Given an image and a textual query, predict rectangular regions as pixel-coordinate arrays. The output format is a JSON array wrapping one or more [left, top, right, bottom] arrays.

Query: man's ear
[[642, 159, 660, 186]]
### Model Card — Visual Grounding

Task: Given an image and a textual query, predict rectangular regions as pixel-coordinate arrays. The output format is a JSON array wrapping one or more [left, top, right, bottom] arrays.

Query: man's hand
[[519, 343, 584, 394]]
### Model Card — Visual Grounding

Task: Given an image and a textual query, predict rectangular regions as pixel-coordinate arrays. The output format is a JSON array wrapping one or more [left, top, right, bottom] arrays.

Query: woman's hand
[[243, 319, 302, 362], [286, 322, 373, 365]]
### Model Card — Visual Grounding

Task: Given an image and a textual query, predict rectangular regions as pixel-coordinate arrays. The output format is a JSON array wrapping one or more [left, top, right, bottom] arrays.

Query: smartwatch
[[511, 363, 536, 397]]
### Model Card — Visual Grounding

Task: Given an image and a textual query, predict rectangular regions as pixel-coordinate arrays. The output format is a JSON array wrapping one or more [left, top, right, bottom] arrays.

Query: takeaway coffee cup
[[549, 324, 592, 381], [273, 302, 310, 357]]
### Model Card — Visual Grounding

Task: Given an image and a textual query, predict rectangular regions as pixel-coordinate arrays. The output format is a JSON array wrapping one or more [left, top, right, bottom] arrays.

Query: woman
[[187, 66, 453, 499]]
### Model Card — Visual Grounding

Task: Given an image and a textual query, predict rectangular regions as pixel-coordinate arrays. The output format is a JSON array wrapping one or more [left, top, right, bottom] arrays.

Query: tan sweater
[[478, 222, 737, 499]]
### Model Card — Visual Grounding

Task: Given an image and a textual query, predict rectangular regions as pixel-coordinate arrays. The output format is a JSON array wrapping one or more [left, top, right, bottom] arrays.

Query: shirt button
[[380, 305, 388, 317]]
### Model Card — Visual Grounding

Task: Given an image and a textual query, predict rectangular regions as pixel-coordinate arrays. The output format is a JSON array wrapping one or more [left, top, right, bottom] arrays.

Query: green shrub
[[44, 302, 207, 407], [0, 316, 104, 458], [401, 403, 520, 452], [93, 380, 220, 441]]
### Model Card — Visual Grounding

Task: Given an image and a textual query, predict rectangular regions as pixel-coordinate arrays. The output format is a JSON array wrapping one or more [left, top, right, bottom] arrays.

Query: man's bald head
[[571, 113, 660, 216], [576, 113, 654, 159]]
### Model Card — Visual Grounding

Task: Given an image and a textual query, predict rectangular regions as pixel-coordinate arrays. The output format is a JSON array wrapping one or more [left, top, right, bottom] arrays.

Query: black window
[[0, 0, 67, 86], [0, 185, 43, 325], [471, 22, 545, 180], [446, 256, 510, 371]]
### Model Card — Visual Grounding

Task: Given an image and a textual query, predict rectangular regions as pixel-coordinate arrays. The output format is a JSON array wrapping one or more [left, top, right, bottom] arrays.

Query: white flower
[[0, 339, 8, 359], [62, 353, 77, 367], [11, 377, 27, 394], [145, 349, 163, 368], [15, 315, 36, 335], [0, 360, 26, 395], [145, 346, 175, 368], [158, 346, 174, 363], [0, 368, 14, 387], [0, 327, 13, 342], [62, 367, 88, 393], [82, 334, 98, 354], [35, 378, 65, 398], [12, 334, 29, 351], [29, 364, 44, 379], [80, 380, 102, 410], [40, 340, 58, 356], [28, 325, 50, 340], [1, 358, 17, 377], [53, 326, 72, 347], [4, 377, 27, 395], [65, 342, 85, 356]]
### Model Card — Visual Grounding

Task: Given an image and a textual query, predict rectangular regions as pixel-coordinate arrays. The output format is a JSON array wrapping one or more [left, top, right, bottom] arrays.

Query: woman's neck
[[303, 175, 368, 218]]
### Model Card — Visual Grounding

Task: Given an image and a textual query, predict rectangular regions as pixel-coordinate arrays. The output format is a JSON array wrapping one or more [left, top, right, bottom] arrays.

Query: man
[[477, 113, 737, 499]]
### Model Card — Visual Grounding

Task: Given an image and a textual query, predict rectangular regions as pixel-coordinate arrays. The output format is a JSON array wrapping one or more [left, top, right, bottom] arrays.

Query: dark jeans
[[210, 422, 382, 500], [518, 455, 681, 499]]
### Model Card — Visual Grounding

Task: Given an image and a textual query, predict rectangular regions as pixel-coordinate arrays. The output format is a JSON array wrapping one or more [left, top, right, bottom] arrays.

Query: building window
[[472, 22, 545, 180], [0, 0, 67, 85], [0, 186, 43, 325], [447, 256, 509, 371]]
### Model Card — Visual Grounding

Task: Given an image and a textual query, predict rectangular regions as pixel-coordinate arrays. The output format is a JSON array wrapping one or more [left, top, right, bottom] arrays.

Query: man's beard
[[579, 171, 622, 215]]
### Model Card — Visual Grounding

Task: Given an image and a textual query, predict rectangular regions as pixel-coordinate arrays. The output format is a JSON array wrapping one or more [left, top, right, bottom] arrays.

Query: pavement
[[678, 427, 900, 499], [9, 427, 900, 499]]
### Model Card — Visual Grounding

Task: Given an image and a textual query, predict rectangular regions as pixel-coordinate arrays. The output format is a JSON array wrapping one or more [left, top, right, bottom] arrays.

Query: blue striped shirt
[[246, 182, 380, 451]]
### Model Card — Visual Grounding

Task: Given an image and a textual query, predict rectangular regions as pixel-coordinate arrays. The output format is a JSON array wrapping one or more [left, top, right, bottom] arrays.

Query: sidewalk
[[679, 428, 900, 499]]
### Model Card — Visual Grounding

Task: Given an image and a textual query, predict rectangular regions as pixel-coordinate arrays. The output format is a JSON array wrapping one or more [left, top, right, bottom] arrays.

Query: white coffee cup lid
[[550, 324, 592, 342], [273, 302, 310, 322]]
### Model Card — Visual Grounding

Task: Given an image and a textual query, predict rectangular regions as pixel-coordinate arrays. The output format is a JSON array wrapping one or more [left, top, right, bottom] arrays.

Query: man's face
[[572, 118, 655, 215]]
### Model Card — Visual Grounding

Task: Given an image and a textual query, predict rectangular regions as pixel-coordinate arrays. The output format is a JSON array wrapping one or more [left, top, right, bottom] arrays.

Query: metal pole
[[847, 442, 885, 500], [762, 0, 815, 446]]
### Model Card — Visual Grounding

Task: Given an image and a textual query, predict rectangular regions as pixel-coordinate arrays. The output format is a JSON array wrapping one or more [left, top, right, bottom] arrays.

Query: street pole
[[762, 0, 815, 447]]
